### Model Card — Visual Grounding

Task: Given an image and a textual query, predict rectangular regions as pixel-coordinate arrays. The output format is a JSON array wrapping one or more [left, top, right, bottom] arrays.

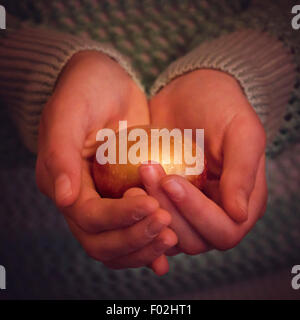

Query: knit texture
[[150, 30, 296, 147], [0, 0, 299, 300], [0, 106, 299, 299], [233, 0, 300, 155], [0, 16, 142, 153], [0, 0, 299, 155]]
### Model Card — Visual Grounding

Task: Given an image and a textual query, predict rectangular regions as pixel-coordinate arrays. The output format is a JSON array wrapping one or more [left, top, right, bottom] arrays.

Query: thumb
[[44, 145, 82, 208], [220, 115, 266, 223], [37, 102, 87, 208]]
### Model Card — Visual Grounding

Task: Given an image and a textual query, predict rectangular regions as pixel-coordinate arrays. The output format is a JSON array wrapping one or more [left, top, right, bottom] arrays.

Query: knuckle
[[126, 234, 142, 251], [119, 215, 135, 230], [120, 214, 135, 228], [76, 200, 103, 234], [136, 195, 159, 214], [78, 213, 98, 234]]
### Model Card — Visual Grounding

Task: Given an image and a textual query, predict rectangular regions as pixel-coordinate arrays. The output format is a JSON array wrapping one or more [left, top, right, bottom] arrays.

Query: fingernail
[[146, 220, 165, 238], [236, 190, 248, 221], [139, 165, 159, 187], [161, 179, 185, 202], [55, 174, 72, 206]]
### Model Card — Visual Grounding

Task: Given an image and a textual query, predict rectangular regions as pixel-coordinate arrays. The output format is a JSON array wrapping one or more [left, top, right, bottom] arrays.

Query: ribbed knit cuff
[[0, 23, 143, 153], [150, 30, 296, 146]]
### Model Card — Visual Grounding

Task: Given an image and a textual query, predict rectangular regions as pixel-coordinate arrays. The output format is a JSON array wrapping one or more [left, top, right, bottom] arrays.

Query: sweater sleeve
[[150, 1, 298, 152], [0, 15, 143, 153]]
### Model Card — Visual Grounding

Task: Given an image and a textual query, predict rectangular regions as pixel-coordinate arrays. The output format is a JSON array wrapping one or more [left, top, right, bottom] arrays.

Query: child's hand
[[145, 69, 267, 254], [35, 51, 177, 274]]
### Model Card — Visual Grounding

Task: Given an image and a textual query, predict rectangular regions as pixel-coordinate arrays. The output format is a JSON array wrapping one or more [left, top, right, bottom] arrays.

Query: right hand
[[35, 51, 177, 275], [145, 69, 267, 256]]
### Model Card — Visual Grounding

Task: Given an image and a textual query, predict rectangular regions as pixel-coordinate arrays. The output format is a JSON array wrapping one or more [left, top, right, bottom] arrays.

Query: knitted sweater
[[0, 0, 299, 155]]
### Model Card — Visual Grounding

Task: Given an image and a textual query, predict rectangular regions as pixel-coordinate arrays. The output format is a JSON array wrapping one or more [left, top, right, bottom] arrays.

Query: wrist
[[54, 49, 133, 102], [182, 69, 242, 91], [68, 50, 115, 68], [59, 50, 121, 82]]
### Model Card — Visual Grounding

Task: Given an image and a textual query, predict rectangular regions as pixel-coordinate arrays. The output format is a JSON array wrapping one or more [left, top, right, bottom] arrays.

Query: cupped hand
[[35, 51, 177, 274], [145, 69, 267, 255]]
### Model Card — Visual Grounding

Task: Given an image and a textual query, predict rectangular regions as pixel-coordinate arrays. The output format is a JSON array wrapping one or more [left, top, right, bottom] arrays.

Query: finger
[[161, 160, 267, 251], [150, 255, 170, 276], [68, 208, 172, 261], [104, 228, 177, 271], [248, 155, 268, 220], [139, 163, 210, 255], [161, 174, 244, 250], [166, 245, 212, 256], [123, 187, 147, 197], [220, 114, 266, 222], [36, 96, 88, 208], [66, 193, 160, 234], [62, 161, 160, 234]]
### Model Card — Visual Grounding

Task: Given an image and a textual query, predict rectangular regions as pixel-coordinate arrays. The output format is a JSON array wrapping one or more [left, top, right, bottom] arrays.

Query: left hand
[[142, 69, 268, 255], [35, 51, 176, 275]]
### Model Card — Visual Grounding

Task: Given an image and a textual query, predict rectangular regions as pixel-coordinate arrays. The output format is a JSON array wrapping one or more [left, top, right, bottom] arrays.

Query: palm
[[38, 50, 150, 201], [37, 51, 176, 275], [149, 69, 266, 221]]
